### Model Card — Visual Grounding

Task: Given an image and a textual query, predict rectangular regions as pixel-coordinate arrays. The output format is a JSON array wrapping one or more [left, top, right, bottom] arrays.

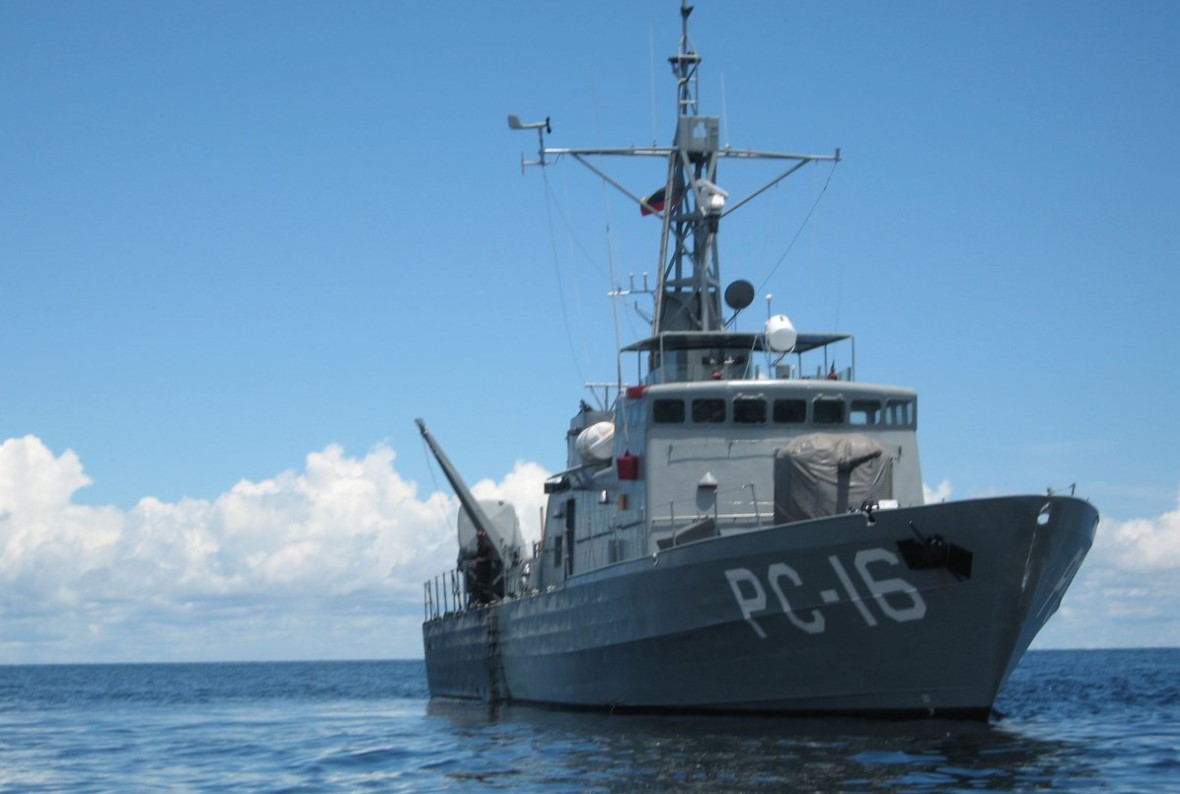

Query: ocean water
[[0, 650, 1176, 792]]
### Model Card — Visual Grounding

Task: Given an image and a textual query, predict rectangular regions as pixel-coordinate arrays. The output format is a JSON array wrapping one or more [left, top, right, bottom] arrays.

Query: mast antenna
[[507, 114, 551, 173]]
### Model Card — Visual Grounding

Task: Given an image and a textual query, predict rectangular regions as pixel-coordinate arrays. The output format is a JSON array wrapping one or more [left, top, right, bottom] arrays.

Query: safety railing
[[648, 485, 777, 547], [423, 568, 464, 621]]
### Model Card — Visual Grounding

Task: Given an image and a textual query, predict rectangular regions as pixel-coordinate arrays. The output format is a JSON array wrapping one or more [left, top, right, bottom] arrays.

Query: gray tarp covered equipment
[[773, 433, 894, 523]]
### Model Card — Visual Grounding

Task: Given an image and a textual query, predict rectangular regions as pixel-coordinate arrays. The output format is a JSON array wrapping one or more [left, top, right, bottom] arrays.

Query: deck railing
[[423, 562, 531, 619], [423, 568, 464, 621], [654, 486, 777, 535], [422, 490, 779, 616]]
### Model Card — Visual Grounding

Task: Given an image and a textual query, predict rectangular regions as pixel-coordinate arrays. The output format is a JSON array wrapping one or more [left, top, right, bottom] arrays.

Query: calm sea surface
[[1, 649, 1177, 792]]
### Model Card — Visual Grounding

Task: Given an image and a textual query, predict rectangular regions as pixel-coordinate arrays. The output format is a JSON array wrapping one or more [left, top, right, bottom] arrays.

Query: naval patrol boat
[[417, 2, 1098, 718]]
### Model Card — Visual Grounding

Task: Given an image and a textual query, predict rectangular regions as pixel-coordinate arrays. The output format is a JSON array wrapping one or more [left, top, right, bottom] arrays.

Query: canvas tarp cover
[[773, 433, 893, 523]]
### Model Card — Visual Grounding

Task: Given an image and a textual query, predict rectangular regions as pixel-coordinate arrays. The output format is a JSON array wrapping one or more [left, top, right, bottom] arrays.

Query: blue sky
[[2, 0, 1177, 663]]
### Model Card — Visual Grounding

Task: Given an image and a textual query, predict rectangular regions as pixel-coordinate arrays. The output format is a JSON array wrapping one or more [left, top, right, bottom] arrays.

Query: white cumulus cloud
[[909, 475, 1180, 649], [1034, 486, 1180, 649], [4, 436, 1175, 660], [1102, 497, 1180, 571], [922, 479, 952, 504], [0, 435, 549, 664]]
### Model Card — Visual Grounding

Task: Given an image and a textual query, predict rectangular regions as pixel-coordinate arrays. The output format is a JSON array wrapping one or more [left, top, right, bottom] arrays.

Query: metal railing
[[423, 568, 464, 621], [648, 485, 777, 546], [423, 561, 534, 620], [663, 491, 774, 527]]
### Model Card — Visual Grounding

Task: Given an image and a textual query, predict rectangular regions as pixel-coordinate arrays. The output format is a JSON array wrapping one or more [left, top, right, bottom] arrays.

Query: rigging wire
[[541, 164, 589, 389], [419, 435, 442, 492], [542, 161, 610, 280], [649, 24, 659, 146], [755, 159, 840, 294], [598, 179, 633, 446], [601, 193, 625, 399], [418, 435, 448, 521], [720, 71, 730, 149], [418, 435, 465, 550]]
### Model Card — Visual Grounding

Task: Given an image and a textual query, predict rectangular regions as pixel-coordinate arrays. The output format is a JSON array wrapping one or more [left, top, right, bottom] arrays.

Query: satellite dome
[[764, 314, 797, 353], [575, 421, 616, 462]]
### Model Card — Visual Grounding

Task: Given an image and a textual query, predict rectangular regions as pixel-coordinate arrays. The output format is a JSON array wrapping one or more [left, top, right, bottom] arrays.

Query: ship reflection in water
[[425, 700, 1085, 792]]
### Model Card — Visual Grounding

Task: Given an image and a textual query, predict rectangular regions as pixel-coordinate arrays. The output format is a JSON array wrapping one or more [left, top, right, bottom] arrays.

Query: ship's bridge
[[622, 330, 854, 384], [619, 375, 924, 552]]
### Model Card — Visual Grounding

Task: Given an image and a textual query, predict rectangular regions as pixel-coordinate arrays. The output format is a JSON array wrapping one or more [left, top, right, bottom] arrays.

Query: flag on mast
[[640, 186, 678, 216]]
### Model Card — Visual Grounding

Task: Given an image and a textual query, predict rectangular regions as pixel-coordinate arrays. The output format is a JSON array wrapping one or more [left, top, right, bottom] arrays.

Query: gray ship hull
[[423, 495, 1097, 717]]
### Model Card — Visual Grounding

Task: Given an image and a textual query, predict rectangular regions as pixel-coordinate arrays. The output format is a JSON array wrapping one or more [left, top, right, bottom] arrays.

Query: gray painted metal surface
[[424, 496, 1096, 716], [417, 2, 1098, 718]]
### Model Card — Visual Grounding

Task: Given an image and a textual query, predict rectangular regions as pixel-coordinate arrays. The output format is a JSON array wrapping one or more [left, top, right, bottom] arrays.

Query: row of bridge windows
[[651, 396, 916, 428]]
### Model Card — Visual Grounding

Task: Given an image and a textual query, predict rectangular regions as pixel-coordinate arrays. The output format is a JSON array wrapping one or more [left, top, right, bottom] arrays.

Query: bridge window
[[884, 399, 916, 427], [813, 398, 845, 425], [772, 399, 807, 423], [733, 396, 767, 424], [692, 398, 726, 423], [849, 400, 881, 426], [653, 399, 685, 423]]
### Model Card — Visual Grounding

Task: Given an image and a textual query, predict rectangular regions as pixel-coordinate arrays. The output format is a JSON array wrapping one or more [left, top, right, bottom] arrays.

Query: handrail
[[423, 560, 534, 620], [423, 568, 465, 621]]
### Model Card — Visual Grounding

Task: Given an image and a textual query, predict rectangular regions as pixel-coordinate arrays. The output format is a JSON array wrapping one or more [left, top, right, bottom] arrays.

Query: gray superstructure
[[417, 2, 1097, 718]]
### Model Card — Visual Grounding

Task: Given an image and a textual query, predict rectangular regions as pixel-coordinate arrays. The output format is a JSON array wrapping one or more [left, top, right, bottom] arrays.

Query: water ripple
[[0, 652, 1177, 792]]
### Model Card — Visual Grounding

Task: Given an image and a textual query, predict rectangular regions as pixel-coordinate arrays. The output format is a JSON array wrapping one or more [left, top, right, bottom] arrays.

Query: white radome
[[575, 421, 616, 462], [765, 314, 798, 353]]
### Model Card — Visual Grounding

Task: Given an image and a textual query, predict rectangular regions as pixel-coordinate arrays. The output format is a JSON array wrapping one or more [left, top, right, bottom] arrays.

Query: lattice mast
[[652, 0, 727, 338]]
